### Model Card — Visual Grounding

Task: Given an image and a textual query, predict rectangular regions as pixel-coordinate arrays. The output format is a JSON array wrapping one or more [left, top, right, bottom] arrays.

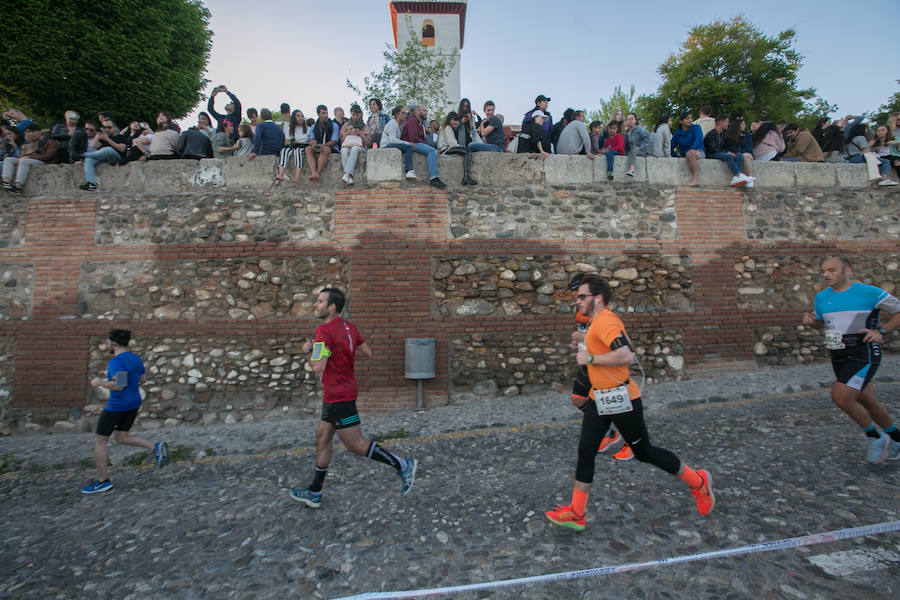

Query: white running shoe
[[730, 174, 747, 187], [405, 170, 417, 180], [877, 179, 898, 186]]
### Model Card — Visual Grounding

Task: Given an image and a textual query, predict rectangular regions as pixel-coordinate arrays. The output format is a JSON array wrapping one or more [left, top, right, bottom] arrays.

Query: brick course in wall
[[0, 169, 897, 425]]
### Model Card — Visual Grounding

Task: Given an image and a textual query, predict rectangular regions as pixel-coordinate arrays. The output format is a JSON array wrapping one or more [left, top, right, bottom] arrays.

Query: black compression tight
[[575, 397, 681, 483]]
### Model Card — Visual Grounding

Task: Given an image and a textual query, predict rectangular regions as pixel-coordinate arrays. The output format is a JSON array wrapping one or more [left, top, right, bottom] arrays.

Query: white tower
[[390, 0, 467, 115]]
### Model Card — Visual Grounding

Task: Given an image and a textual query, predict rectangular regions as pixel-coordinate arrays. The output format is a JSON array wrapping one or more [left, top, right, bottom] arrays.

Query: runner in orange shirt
[[546, 275, 714, 531], [567, 273, 632, 460]]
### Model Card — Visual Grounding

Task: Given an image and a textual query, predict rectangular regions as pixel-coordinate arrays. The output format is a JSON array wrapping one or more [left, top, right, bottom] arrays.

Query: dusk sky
[[182, 0, 899, 127]]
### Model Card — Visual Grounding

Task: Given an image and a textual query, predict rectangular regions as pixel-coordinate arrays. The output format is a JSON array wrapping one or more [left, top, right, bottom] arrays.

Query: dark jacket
[[207, 90, 242, 141], [50, 123, 78, 163], [178, 129, 214, 158]]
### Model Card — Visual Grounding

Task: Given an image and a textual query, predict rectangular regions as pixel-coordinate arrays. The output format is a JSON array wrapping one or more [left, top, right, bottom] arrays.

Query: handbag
[[342, 135, 363, 149]]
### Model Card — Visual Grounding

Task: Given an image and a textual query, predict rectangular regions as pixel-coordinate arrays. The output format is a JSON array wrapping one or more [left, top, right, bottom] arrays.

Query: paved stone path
[[2, 359, 900, 599]]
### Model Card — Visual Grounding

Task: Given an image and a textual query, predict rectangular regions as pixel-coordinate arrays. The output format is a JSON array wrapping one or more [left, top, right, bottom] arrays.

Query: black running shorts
[[96, 408, 140, 436], [321, 401, 361, 429], [831, 342, 882, 392]]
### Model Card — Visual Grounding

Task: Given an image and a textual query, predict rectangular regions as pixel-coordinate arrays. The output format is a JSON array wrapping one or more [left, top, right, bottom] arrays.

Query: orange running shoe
[[613, 443, 634, 461], [597, 431, 621, 453], [545, 505, 586, 531], [691, 470, 715, 516]]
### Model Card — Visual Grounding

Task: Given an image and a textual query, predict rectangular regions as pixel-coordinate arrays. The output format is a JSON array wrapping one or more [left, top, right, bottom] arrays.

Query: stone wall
[[0, 156, 896, 428], [79, 256, 349, 320], [0, 197, 27, 248], [434, 254, 693, 317], [0, 337, 14, 424], [0, 264, 33, 320], [745, 189, 900, 241], [448, 185, 677, 240], [87, 335, 320, 426], [94, 190, 334, 245], [753, 324, 900, 367], [449, 328, 686, 400], [735, 253, 899, 311]]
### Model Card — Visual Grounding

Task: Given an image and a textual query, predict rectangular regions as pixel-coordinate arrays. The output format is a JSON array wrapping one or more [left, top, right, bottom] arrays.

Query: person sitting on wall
[[622, 112, 651, 177], [207, 85, 242, 141], [703, 114, 754, 187], [670, 111, 704, 186], [1, 123, 60, 193], [212, 120, 236, 157], [812, 117, 845, 162], [521, 95, 554, 151], [247, 108, 285, 161], [178, 126, 214, 159], [2, 108, 33, 136], [78, 117, 133, 191], [50, 109, 81, 163], [517, 110, 551, 156], [556, 110, 596, 158], [694, 104, 715, 138], [600, 120, 625, 180], [338, 104, 371, 186], [401, 104, 446, 188], [245, 107, 259, 135], [780, 123, 825, 163], [147, 122, 181, 160], [305, 105, 340, 182], [589, 120, 604, 157], [551, 108, 574, 154], [381, 105, 417, 180], [722, 114, 754, 181], [461, 100, 506, 185], [277, 110, 309, 183], [650, 116, 673, 158], [751, 121, 785, 162], [438, 112, 466, 155]]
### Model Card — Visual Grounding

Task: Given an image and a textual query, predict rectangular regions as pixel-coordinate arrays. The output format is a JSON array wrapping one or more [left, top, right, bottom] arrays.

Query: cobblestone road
[[2, 368, 899, 599]]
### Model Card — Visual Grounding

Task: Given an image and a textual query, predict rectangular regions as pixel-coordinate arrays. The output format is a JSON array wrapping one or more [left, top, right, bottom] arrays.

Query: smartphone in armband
[[114, 371, 128, 387], [310, 342, 332, 362]]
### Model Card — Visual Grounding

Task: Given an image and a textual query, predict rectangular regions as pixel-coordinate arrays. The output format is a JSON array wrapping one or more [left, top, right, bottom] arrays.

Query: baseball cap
[[566, 273, 585, 290], [535, 94, 551, 103], [531, 110, 547, 119]]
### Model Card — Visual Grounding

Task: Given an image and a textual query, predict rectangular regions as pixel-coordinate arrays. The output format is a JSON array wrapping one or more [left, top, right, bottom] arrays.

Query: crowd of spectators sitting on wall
[[1, 90, 899, 193]]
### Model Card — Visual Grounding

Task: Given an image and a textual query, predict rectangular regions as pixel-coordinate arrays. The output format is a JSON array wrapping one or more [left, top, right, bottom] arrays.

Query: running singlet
[[585, 308, 641, 401], [814, 283, 900, 339], [315, 317, 365, 404]]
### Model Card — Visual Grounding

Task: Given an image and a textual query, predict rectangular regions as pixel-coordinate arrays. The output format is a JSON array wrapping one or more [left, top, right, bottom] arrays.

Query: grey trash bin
[[404, 338, 435, 408]]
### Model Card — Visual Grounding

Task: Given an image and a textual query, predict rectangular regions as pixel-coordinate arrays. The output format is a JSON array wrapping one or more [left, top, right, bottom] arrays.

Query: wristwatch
[[586, 354, 594, 364], [878, 327, 888, 335]]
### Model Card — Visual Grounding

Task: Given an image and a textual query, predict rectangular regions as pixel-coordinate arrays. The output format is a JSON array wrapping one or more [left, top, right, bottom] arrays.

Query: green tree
[[587, 85, 638, 125], [870, 80, 900, 125], [1, 0, 212, 126], [636, 16, 826, 125], [347, 18, 456, 119]]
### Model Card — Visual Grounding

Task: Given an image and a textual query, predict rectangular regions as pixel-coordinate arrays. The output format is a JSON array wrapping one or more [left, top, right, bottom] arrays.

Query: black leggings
[[575, 397, 681, 483], [571, 364, 591, 399]]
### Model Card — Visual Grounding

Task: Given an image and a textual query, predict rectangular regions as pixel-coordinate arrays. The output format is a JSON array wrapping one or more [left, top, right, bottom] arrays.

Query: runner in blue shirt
[[81, 329, 168, 494], [802, 257, 900, 463]]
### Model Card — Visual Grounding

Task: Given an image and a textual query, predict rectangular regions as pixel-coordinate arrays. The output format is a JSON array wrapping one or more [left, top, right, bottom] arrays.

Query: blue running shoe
[[399, 458, 418, 496], [865, 434, 890, 464], [289, 487, 322, 508], [154, 442, 168, 467], [81, 479, 112, 494]]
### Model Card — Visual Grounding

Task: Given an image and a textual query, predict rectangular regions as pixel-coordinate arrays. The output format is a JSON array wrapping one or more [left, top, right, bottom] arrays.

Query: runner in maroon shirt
[[289, 288, 418, 508]]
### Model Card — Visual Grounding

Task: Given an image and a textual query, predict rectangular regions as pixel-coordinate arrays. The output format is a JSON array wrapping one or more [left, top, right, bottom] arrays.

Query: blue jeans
[[83, 147, 121, 183], [383, 143, 414, 172], [709, 152, 741, 175], [847, 153, 889, 175], [412, 142, 438, 179], [464, 142, 502, 172], [604, 150, 622, 173]]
